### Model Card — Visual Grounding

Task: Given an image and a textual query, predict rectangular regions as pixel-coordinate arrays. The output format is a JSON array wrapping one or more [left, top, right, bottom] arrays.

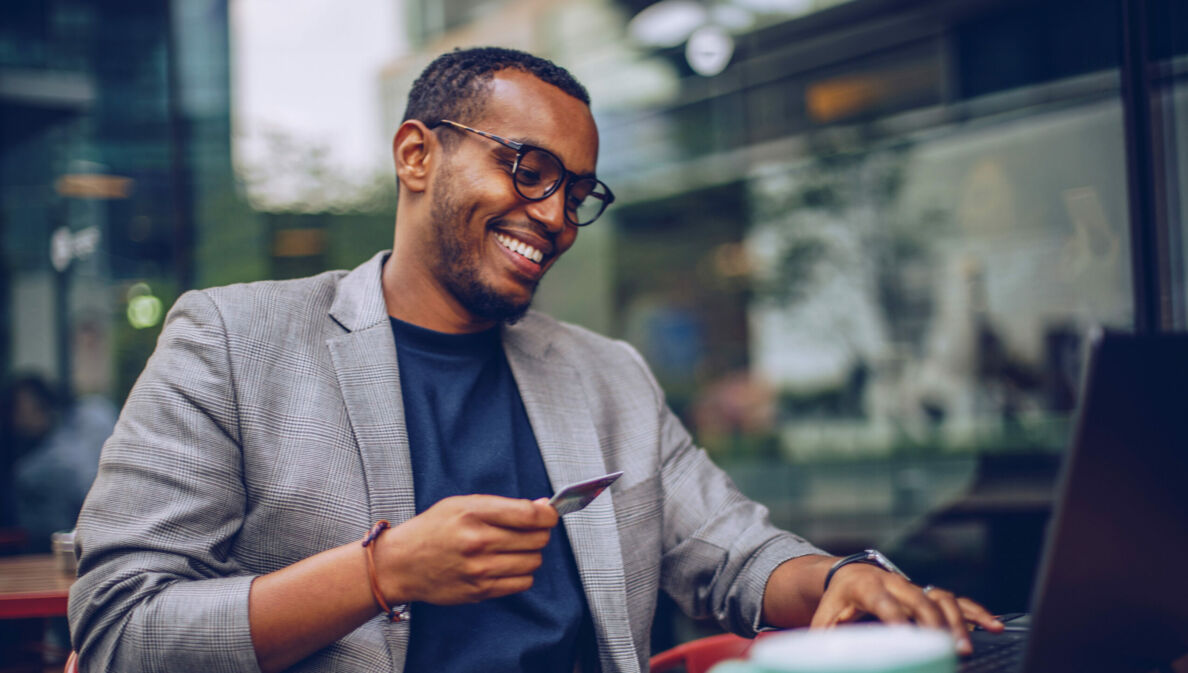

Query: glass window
[[0, 0, 243, 557], [585, 0, 1133, 615], [1149, 0, 1188, 328]]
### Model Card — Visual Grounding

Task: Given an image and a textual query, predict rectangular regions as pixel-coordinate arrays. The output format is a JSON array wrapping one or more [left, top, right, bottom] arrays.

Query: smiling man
[[383, 66, 598, 332], [69, 48, 999, 673]]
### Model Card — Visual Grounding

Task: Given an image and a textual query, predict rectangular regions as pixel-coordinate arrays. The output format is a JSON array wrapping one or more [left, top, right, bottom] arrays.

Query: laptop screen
[[1023, 330, 1188, 673]]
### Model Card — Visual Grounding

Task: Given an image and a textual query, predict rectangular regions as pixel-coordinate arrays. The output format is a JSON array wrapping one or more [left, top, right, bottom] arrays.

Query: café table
[[0, 554, 75, 619]]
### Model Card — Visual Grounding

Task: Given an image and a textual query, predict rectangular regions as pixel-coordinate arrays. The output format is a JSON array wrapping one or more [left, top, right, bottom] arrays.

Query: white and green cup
[[708, 625, 956, 673]]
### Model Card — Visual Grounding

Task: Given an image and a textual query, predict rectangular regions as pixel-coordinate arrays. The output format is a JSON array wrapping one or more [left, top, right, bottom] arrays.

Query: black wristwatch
[[823, 549, 911, 591]]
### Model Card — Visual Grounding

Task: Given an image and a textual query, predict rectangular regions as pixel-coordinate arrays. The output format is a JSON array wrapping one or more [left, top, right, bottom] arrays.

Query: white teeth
[[496, 233, 544, 263]]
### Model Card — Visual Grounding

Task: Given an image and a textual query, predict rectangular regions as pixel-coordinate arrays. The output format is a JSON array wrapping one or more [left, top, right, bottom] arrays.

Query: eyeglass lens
[[514, 148, 609, 225]]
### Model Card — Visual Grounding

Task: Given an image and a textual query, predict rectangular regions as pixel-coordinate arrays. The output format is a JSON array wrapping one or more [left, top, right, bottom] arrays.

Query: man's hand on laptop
[[811, 563, 1004, 655], [762, 555, 1004, 656]]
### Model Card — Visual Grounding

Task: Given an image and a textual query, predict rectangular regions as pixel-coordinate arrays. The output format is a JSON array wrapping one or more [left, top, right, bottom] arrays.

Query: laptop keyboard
[[960, 631, 1027, 673]]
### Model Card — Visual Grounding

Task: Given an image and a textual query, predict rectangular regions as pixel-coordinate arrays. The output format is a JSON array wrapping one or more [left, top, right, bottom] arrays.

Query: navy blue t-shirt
[[390, 318, 588, 673]]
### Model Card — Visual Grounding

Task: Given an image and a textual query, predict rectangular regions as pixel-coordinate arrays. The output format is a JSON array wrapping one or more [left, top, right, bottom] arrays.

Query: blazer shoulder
[[191, 269, 350, 328], [515, 311, 657, 388], [519, 311, 637, 355]]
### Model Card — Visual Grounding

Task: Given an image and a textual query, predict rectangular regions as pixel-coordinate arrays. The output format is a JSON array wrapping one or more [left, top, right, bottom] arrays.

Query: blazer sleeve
[[615, 342, 828, 636], [68, 290, 262, 673]]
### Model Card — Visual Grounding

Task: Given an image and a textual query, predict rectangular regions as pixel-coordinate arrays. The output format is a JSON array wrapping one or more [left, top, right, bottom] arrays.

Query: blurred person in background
[[69, 47, 1000, 673], [1, 376, 56, 541], [1, 375, 115, 553]]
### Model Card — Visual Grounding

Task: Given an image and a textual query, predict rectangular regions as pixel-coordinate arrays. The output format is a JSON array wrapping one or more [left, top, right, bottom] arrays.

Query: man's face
[[424, 70, 599, 324]]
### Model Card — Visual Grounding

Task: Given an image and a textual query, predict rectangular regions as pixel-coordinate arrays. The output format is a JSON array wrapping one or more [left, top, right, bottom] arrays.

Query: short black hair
[[401, 47, 590, 129]]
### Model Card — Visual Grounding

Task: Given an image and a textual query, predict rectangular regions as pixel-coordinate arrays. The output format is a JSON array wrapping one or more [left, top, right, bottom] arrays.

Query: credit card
[[548, 471, 623, 515]]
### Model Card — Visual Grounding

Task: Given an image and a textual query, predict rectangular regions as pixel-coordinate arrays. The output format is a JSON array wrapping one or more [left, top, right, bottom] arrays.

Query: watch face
[[866, 549, 910, 581]]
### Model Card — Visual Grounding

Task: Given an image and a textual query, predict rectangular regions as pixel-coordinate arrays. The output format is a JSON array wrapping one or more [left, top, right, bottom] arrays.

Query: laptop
[[962, 330, 1188, 673]]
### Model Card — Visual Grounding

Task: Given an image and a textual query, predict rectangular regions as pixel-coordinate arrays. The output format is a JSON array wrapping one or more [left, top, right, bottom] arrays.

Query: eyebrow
[[504, 135, 599, 179]]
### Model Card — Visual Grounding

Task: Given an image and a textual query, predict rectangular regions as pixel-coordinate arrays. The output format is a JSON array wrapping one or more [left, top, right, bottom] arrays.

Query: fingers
[[475, 574, 535, 600], [471, 550, 544, 579], [437, 496, 553, 553], [919, 587, 972, 654], [811, 567, 910, 628], [461, 495, 558, 530], [810, 565, 1000, 657], [443, 546, 546, 602], [377, 495, 557, 605], [455, 524, 552, 554], [444, 553, 542, 602], [887, 581, 946, 630], [859, 585, 912, 626], [958, 597, 1004, 632], [892, 585, 1003, 655], [809, 591, 864, 628]]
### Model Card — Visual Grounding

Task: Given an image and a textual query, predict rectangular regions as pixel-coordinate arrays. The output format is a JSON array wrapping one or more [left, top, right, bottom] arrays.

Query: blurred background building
[[1, 0, 1185, 657]]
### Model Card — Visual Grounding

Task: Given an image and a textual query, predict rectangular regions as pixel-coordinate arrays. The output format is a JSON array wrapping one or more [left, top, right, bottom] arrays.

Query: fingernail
[[992, 619, 1004, 627], [959, 639, 972, 655]]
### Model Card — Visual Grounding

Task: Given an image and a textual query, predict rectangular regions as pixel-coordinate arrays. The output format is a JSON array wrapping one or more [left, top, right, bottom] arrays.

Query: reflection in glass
[[592, 0, 1135, 614]]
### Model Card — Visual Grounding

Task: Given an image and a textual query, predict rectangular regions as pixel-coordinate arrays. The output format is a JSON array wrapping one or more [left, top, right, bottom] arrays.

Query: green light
[[127, 294, 163, 329]]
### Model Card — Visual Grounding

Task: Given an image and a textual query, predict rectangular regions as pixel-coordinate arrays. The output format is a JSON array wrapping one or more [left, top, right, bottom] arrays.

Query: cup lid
[[749, 625, 954, 672]]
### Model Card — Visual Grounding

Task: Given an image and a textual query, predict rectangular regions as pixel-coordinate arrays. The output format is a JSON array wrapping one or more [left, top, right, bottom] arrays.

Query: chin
[[456, 278, 535, 325], [476, 297, 532, 325]]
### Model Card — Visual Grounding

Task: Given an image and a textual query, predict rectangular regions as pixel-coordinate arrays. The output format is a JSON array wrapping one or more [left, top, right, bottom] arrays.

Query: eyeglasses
[[433, 119, 615, 226]]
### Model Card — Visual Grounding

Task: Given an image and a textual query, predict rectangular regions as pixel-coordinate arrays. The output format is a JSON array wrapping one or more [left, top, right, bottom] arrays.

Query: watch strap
[[823, 549, 911, 592]]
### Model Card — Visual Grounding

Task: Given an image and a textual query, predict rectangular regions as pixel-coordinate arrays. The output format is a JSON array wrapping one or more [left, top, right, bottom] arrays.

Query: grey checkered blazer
[[69, 251, 823, 672]]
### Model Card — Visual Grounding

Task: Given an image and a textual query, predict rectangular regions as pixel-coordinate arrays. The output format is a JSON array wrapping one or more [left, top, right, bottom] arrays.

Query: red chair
[[649, 633, 755, 673]]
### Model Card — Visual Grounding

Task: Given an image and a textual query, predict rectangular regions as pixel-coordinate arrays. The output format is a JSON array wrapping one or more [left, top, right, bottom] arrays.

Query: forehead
[[473, 69, 600, 174]]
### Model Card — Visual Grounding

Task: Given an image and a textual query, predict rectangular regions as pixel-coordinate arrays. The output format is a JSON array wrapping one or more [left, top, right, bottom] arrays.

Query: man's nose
[[525, 185, 568, 233]]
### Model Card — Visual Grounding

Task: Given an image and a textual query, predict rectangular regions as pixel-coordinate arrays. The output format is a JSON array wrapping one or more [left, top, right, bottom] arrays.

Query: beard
[[428, 171, 535, 325]]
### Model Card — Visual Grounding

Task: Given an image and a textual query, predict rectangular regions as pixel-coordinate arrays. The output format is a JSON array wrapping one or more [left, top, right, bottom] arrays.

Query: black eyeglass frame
[[432, 119, 615, 226]]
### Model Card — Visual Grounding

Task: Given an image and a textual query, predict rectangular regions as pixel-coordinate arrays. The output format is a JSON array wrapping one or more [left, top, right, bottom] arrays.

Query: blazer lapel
[[327, 325, 415, 526], [326, 252, 414, 666], [505, 322, 639, 673]]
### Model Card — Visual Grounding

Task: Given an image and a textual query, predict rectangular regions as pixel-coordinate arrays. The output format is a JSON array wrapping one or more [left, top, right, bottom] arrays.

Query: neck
[[381, 245, 497, 334]]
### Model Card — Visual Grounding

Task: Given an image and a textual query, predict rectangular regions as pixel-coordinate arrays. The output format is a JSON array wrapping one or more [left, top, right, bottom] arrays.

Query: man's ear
[[393, 120, 434, 193]]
